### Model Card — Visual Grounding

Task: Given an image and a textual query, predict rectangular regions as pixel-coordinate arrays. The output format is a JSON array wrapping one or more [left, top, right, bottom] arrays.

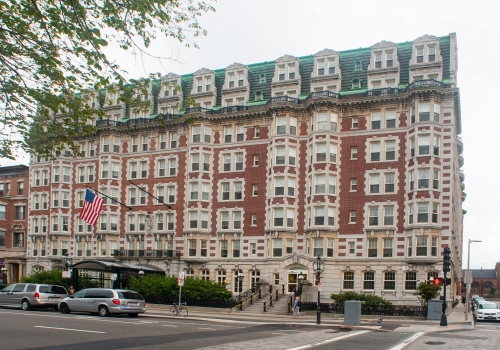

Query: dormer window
[[164, 90, 169, 97], [417, 48, 424, 63], [205, 77, 211, 91], [387, 52, 394, 67], [355, 61, 362, 71], [289, 65, 295, 79], [328, 59, 335, 74], [238, 73, 244, 87], [255, 91, 264, 101], [318, 62, 325, 76], [279, 66, 285, 81], [259, 74, 266, 84], [375, 53, 382, 68], [352, 79, 360, 89], [197, 79, 202, 92], [429, 47, 436, 62], [229, 74, 235, 88]]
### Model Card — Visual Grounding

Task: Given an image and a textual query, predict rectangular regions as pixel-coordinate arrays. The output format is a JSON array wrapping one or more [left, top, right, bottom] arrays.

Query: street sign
[[178, 278, 184, 286], [179, 272, 185, 278], [62, 271, 71, 278], [318, 282, 322, 291]]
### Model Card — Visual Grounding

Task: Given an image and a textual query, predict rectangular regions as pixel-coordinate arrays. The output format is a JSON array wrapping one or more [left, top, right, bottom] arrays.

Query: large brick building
[[0, 165, 29, 284], [26, 33, 464, 304]]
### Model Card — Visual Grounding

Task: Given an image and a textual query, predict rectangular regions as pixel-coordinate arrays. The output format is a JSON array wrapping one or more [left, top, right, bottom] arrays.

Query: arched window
[[471, 281, 480, 295], [255, 91, 264, 101], [484, 281, 493, 296]]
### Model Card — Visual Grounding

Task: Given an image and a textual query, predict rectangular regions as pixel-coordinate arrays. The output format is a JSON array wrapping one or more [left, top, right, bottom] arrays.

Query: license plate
[[128, 302, 139, 306]]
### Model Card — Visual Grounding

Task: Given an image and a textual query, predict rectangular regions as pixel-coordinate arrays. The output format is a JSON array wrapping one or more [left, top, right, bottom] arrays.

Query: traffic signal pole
[[440, 247, 451, 326]]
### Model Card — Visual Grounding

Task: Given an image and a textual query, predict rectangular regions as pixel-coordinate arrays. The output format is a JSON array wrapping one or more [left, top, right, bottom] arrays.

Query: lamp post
[[138, 268, 145, 278], [1, 266, 6, 285], [465, 239, 481, 321], [61, 253, 72, 288], [313, 256, 324, 325], [297, 272, 304, 299], [237, 270, 244, 299]]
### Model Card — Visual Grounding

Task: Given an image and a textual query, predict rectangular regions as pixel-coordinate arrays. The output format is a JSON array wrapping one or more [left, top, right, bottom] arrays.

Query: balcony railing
[[309, 90, 340, 99], [406, 79, 445, 90], [184, 107, 214, 115], [217, 105, 248, 114], [365, 87, 400, 97], [112, 249, 180, 259], [268, 96, 299, 104]]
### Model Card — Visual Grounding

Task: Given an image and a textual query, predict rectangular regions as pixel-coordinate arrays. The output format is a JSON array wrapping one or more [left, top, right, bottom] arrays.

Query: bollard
[[240, 301, 243, 311], [259, 289, 261, 299], [263, 301, 266, 312], [269, 285, 272, 294], [270, 294, 273, 307], [282, 285, 284, 294], [276, 290, 279, 300], [251, 295, 253, 305]]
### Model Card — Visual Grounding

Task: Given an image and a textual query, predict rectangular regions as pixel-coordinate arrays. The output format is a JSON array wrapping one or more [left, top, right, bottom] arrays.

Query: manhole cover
[[425, 341, 446, 345]]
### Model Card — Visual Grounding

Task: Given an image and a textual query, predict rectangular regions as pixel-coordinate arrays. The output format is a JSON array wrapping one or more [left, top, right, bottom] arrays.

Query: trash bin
[[344, 300, 362, 326]]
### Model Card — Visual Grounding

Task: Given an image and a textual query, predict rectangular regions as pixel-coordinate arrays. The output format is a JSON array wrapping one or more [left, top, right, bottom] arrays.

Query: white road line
[[161, 325, 177, 327], [285, 330, 370, 350], [388, 332, 425, 350], [198, 327, 217, 330], [271, 333, 288, 335], [34, 326, 106, 334]]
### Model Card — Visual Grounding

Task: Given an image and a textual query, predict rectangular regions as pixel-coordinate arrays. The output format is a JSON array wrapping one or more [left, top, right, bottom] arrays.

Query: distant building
[[0, 165, 29, 283], [26, 33, 464, 304], [462, 263, 500, 297]]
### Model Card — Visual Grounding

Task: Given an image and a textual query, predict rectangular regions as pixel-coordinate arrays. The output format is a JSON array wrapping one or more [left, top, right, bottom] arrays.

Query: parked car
[[58, 288, 146, 317], [0, 283, 68, 310], [474, 301, 500, 321], [0, 284, 7, 290], [472, 296, 485, 310]]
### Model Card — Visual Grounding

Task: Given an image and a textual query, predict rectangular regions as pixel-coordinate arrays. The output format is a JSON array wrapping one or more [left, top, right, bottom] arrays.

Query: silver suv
[[59, 288, 146, 317], [0, 283, 68, 310]]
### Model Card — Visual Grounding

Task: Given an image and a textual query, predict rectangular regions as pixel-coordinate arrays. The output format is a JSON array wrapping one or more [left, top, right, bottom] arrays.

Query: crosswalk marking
[[285, 330, 370, 350]]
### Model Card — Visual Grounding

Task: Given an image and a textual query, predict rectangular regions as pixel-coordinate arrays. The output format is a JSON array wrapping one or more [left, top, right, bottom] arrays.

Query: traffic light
[[433, 277, 444, 286], [443, 247, 451, 273], [445, 278, 452, 286]]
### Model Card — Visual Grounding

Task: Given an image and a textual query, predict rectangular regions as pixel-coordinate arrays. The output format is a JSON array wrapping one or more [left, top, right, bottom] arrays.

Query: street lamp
[[1, 266, 7, 285], [138, 268, 145, 277], [297, 272, 304, 298], [313, 256, 324, 325], [465, 239, 482, 321], [237, 270, 244, 299], [61, 253, 72, 288]]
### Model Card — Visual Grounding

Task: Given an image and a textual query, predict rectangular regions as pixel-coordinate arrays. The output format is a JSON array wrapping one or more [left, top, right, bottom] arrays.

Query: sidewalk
[[144, 303, 474, 332]]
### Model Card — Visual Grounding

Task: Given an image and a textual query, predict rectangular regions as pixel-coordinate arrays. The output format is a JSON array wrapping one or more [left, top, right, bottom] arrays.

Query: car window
[[26, 285, 36, 292], [481, 304, 498, 309], [102, 290, 114, 298], [118, 291, 144, 300], [39, 286, 67, 294], [1, 285, 14, 292], [12, 284, 26, 292], [84, 289, 102, 298], [73, 290, 87, 298]]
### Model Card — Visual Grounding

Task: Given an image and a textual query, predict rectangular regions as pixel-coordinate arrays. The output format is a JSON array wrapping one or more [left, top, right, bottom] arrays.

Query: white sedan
[[474, 302, 500, 321]]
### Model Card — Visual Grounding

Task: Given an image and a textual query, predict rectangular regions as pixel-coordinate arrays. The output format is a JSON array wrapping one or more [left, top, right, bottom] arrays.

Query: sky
[[2, 0, 499, 269]]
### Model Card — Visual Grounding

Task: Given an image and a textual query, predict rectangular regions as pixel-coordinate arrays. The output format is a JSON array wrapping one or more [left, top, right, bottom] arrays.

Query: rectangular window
[[369, 207, 379, 226], [236, 125, 244, 142], [251, 213, 257, 226], [313, 238, 323, 257], [384, 206, 394, 226], [286, 239, 293, 255], [343, 272, 354, 289], [351, 147, 358, 159], [384, 272, 396, 290], [232, 240, 240, 258], [409, 171, 415, 191], [419, 135, 430, 155], [405, 272, 417, 290], [433, 104, 440, 122], [253, 154, 259, 166], [385, 141, 395, 160], [418, 169, 429, 189], [273, 239, 282, 257], [235, 153, 244, 171], [409, 204, 414, 224], [349, 210, 356, 223], [383, 238, 393, 257], [431, 237, 438, 257], [327, 239, 334, 257], [316, 143, 326, 162], [428, 46, 436, 62], [369, 174, 379, 194], [417, 203, 429, 223], [432, 204, 439, 224], [419, 103, 430, 122], [433, 170, 439, 190], [220, 240, 228, 258], [352, 117, 358, 129], [433, 136, 440, 156], [371, 112, 381, 129], [371, 142, 380, 161], [348, 242, 355, 255], [364, 271, 375, 290], [417, 236, 428, 256], [385, 173, 395, 193], [368, 239, 377, 257], [250, 243, 256, 255], [233, 211, 241, 229], [350, 179, 357, 191]]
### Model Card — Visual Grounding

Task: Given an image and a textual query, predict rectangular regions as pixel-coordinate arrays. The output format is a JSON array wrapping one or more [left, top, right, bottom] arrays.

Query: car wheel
[[98, 306, 110, 317], [60, 303, 70, 314], [128, 313, 139, 318], [21, 299, 32, 311]]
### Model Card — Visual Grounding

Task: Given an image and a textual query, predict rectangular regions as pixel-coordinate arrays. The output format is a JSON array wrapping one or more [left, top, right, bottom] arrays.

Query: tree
[[0, 0, 215, 159], [20, 269, 65, 286], [414, 282, 441, 307]]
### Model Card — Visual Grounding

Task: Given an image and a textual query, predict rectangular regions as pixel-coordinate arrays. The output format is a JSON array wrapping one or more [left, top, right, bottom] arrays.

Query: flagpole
[[128, 180, 172, 210], [85, 186, 133, 211]]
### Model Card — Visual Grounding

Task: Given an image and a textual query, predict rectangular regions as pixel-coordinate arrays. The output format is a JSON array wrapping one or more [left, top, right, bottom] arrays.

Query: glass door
[[288, 272, 307, 293]]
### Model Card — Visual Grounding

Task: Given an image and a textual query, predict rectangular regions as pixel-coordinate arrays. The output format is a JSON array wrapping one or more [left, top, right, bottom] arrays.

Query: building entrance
[[287, 269, 307, 293]]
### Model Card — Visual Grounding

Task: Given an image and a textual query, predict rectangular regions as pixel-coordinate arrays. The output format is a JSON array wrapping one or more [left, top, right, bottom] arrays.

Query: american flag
[[79, 189, 103, 225]]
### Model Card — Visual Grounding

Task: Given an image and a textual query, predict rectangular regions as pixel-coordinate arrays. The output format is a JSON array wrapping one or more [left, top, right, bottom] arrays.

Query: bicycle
[[170, 302, 188, 317]]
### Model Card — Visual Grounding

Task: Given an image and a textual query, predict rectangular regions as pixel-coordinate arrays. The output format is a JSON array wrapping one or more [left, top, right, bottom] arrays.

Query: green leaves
[[330, 292, 393, 306], [414, 282, 441, 307], [1, 0, 215, 158]]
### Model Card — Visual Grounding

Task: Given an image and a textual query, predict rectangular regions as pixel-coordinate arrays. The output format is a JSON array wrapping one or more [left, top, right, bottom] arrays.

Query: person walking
[[462, 295, 466, 307], [293, 296, 301, 318]]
